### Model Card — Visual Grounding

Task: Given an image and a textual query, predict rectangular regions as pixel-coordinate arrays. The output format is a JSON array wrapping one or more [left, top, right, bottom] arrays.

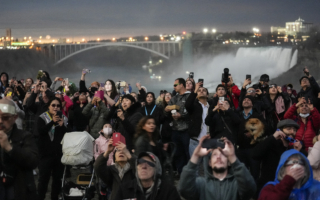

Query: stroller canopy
[[61, 131, 94, 166]]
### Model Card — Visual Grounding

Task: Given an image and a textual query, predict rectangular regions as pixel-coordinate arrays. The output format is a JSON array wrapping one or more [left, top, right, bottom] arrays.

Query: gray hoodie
[[178, 154, 256, 200]]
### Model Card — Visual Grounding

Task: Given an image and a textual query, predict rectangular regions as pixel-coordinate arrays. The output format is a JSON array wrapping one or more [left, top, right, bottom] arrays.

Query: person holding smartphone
[[37, 97, 68, 200]]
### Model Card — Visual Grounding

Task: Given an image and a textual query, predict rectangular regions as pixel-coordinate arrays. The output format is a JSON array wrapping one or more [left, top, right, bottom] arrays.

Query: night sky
[[1, 0, 320, 40]]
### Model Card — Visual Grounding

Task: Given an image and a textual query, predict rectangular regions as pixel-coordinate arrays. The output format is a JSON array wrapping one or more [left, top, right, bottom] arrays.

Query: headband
[[0, 103, 16, 114]]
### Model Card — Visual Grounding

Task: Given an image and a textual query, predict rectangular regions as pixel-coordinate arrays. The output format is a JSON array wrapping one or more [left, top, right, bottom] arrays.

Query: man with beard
[[179, 135, 256, 200]]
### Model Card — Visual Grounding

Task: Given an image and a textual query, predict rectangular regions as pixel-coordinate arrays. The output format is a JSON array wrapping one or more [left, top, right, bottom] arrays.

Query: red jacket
[[230, 85, 241, 109], [284, 104, 320, 151], [259, 175, 296, 200]]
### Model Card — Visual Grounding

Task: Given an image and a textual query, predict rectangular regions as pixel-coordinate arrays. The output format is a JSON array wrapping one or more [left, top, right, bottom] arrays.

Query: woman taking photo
[[102, 79, 120, 109], [160, 92, 173, 143], [37, 97, 68, 200], [134, 116, 166, 164]]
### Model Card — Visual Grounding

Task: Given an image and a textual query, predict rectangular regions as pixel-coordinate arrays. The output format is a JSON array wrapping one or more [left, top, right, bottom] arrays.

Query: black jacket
[[94, 154, 136, 200], [298, 76, 320, 103], [205, 109, 241, 144], [159, 105, 172, 143], [108, 102, 143, 151], [0, 124, 39, 200], [238, 87, 269, 113], [185, 92, 208, 138], [26, 92, 52, 136], [0, 72, 9, 95], [237, 108, 267, 149], [37, 116, 68, 158], [134, 135, 166, 165], [72, 102, 90, 130], [251, 135, 307, 192], [140, 103, 164, 129], [115, 179, 181, 200]]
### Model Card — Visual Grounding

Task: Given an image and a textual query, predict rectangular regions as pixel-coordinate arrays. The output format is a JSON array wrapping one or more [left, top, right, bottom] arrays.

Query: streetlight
[[203, 28, 208, 33], [67, 39, 70, 42], [253, 28, 259, 33], [212, 29, 217, 33], [145, 37, 148, 41]]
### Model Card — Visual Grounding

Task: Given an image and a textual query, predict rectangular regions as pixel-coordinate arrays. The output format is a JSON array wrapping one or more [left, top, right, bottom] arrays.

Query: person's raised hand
[[136, 82, 141, 90], [52, 114, 60, 123], [287, 165, 305, 181], [243, 79, 251, 88], [296, 97, 306, 107], [73, 92, 79, 98], [218, 137, 236, 163], [115, 142, 131, 159], [117, 109, 125, 120], [229, 76, 234, 85], [115, 97, 122, 107], [194, 82, 202, 93], [191, 135, 212, 159], [273, 130, 286, 140], [256, 89, 262, 95], [104, 139, 115, 157], [57, 118, 64, 127], [24, 92, 32, 100], [277, 86, 282, 93], [55, 77, 62, 82], [304, 66, 310, 76], [221, 101, 230, 111], [293, 140, 302, 151], [163, 143, 169, 151], [307, 99, 314, 111]]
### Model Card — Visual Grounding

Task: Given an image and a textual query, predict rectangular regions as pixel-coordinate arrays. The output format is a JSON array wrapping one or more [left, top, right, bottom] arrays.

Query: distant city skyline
[[1, 0, 319, 40]]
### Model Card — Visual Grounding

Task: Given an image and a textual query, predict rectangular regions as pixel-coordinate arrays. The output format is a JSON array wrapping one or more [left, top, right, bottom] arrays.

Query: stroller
[[60, 131, 96, 200]]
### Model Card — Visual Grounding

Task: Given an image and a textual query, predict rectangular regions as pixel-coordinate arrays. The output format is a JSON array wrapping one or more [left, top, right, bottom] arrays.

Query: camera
[[221, 68, 230, 83], [284, 136, 296, 143]]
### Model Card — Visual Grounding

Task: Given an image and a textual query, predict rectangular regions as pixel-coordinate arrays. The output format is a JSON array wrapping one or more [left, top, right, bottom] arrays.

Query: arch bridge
[[37, 41, 181, 65]]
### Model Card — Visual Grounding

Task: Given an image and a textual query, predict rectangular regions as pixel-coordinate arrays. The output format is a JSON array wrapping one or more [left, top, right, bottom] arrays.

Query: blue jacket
[[264, 149, 320, 200]]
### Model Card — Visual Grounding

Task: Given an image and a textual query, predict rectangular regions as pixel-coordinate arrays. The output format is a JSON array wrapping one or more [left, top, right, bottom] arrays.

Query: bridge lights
[[97, 38, 100, 41], [82, 38, 85, 42], [212, 29, 217, 33], [145, 37, 148, 41], [203, 28, 208, 33], [112, 38, 116, 41]]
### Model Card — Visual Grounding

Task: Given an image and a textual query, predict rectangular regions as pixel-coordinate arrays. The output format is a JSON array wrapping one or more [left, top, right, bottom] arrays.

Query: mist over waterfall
[[194, 47, 298, 91]]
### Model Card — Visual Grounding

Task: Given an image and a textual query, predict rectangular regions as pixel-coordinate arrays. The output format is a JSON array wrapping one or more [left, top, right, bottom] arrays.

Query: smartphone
[[100, 83, 105, 87], [58, 78, 64, 81], [56, 110, 63, 118], [189, 72, 194, 79], [202, 139, 225, 149], [246, 75, 251, 80], [112, 132, 126, 146], [198, 79, 204, 85], [219, 97, 224, 103]]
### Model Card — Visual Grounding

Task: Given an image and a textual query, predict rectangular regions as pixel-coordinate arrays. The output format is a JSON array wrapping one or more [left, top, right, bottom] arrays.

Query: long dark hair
[[105, 79, 118, 99], [145, 92, 155, 105], [134, 116, 159, 142], [162, 92, 171, 107]]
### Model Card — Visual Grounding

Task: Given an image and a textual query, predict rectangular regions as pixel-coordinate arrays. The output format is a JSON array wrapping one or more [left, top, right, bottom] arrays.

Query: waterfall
[[195, 47, 298, 91]]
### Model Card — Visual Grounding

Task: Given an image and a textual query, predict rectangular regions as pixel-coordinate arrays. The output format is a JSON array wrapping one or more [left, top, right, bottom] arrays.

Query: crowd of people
[[0, 66, 320, 200]]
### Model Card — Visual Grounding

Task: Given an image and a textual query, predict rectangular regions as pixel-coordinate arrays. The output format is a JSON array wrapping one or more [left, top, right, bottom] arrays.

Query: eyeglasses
[[137, 158, 155, 167], [285, 159, 305, 167], [269, 85, 277, 88], [165, 95, 171, 97], [55, 92, 62, 94], [0, 115, 13, 121], [51, 104, 61, 108], [247, 90, 255, 93], [173, 84, 179, 87]]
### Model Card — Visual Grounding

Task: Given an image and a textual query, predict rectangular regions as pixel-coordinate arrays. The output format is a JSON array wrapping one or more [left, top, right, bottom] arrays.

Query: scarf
[[114, 162, 130, 180], [39, 111, 68, 141]]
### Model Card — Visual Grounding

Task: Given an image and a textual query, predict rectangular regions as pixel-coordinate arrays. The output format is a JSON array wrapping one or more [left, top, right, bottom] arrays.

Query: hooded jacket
[[165, 91, 191, 131], [259, 149, 320, 200], [179, 154, 256, 200], [82, 100, 109, 139], [115, 152, 181, 200], [284, 103, 320, 151]]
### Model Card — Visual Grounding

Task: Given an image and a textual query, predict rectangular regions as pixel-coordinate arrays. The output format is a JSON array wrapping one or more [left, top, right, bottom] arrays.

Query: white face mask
[[103, 127, 113, 137], [299, 113, 310, 118]]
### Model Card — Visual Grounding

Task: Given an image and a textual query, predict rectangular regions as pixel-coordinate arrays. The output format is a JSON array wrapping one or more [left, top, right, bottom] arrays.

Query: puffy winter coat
[[284, 104, 320, 151]]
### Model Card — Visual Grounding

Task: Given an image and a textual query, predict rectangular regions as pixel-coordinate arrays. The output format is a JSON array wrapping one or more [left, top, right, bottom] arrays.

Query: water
[[194, 47, 298, 92]]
